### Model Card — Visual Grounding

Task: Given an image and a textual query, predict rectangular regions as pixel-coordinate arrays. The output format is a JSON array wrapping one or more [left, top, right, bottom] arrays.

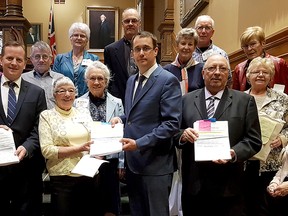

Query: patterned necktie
[[134, 75, 146, 101], [7, 82, 17, 125], [207, 97, 215, 119]]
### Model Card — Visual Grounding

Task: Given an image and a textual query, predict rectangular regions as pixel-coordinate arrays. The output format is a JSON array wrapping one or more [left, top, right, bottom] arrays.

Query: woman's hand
[[268, 181, 288, 197], [270, 136, 282, 148], [181, 128, 199, 143]]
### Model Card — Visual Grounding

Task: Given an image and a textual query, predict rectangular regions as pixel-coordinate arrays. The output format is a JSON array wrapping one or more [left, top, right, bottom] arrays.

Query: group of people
[[1, 6, 288, 216]]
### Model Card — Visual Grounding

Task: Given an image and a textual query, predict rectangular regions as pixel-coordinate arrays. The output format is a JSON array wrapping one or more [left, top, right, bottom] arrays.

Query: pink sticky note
[[199, 120, 212, 131]]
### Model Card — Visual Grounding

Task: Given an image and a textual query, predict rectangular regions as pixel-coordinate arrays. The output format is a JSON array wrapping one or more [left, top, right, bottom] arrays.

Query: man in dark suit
[[178, 54, 262, 216], [111, 31, 182, 216], [104, 8, 141, 104], [0, 41, 47, 216]]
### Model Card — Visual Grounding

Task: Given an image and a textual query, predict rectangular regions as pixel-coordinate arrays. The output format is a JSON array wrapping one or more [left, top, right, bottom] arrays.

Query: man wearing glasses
[[104, 8, 141, 105], [22, 41, 64, 109], [111, 31, 182, 216], [193, 15, 231, 86]]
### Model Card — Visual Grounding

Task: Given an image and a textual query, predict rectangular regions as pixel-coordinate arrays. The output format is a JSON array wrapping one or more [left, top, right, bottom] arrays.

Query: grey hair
[[195, 15, 215, 29], [175, 28, 198, 45], [53, 77, 75, 93], [84, 61, 111, 86], [68, 22, 90, 40], [30, 41, 52, 58], [246, 56, 275, 80]]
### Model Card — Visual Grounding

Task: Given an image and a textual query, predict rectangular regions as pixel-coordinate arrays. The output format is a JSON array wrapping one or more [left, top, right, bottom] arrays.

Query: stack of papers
[[0, 128, 19, 166], [72, 122, 124, 177]]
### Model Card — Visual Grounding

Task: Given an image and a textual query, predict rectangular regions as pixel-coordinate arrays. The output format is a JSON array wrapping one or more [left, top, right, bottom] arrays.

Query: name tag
[[82, 59, 93, 66], [202, 49, 215, 61]]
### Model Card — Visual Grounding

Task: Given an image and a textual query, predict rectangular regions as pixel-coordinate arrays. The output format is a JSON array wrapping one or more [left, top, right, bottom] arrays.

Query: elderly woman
[[232, 26, 288, 94], [243, 57, 288, 215], [163, 28, 204, 95], [75, 61, 124, 216], [53, 22, 99, 97], [39, 77, 98, 216]]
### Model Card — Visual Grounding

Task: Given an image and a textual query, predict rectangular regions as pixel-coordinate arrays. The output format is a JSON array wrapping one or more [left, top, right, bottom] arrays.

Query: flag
[[48, 2, 57, 62]]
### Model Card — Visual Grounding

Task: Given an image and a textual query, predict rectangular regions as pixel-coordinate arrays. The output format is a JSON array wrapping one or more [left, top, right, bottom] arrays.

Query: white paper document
[[90, 122, 123, 156], [71, 155, 108, 177], [0, 128, 19, 166], [193, 120, 231, 161]]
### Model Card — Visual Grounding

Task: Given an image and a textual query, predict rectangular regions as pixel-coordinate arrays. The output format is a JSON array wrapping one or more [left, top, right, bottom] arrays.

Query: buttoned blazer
[[121, 66, 182, 175], [180, 88, 262, 196], [104, 38, 129, 103], [0, 77, 47, 173], [53, 50, 99, 97]]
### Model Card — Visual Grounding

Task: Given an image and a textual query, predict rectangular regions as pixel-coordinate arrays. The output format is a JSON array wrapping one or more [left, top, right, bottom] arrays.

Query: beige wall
[[23, 0, 136, 54], [174, 0, 288, 54]]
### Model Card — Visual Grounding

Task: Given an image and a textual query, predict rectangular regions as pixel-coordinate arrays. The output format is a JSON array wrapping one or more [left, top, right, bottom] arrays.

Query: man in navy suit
[[104, 8, 141, 104], [0, 41, 47, 216], [178, 54, 262, 216], [111, 31, 182, 216]]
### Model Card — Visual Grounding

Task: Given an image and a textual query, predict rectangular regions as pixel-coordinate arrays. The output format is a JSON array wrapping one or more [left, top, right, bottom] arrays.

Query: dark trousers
[[0, 163, 43, 216], [126, 167, 172, 216]]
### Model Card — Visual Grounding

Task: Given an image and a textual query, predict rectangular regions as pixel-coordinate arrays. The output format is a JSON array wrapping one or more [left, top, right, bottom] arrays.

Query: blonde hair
[[246, 57, 275, 79], [240, 26, 265, 47]]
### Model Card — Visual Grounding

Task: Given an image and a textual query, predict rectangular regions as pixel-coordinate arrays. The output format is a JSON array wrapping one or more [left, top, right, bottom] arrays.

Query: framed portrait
[[26, 23, 42, 45], [180, 0, 209, 27], [86, 6, 119, 51]]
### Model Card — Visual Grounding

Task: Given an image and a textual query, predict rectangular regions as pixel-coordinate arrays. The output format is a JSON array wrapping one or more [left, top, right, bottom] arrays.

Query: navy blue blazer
[[53, 50, 99, 97], [180, 88, 262, 196], [0, 77, 47, 173], [121, 66, 182, 175], [104, 38, 130, 103]]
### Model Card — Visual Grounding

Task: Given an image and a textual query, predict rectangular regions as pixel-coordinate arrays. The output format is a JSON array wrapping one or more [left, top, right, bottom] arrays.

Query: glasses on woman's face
[[71, 34, 87, 39], [88, 76, 105, 82], [55, 88, 76, 95], [250, 71, 270, 76], [241, 41, 259, 50]]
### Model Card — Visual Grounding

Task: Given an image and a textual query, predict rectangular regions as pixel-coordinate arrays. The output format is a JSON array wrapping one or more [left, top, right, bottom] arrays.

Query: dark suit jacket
[[180, 88, 262, 197], [121, 66, 182, 175], [104, 38, 129, 103], [0, 77, 47, 173], [53, 50, 99, 97]]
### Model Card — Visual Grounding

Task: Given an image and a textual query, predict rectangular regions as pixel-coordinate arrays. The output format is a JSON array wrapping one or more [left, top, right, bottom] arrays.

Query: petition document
[[90, 122, 123, 157], [0, 128, 19, 166], [193, 120, 231, 161]]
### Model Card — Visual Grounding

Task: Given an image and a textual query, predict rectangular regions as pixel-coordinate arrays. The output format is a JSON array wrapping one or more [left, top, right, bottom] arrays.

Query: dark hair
[[1, 41, 25, 56], [132, 31, 158, 49]]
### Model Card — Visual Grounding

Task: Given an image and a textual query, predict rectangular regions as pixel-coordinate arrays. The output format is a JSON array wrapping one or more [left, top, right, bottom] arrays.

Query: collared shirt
[[204, 87, 224, 112], [22, 69, 64, 109], [0, 75, 21, 116]]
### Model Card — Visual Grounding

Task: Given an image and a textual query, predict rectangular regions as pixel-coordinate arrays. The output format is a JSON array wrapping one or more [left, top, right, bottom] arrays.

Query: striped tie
[[7, 82, 17, 125], [207, 97, 215, 119]]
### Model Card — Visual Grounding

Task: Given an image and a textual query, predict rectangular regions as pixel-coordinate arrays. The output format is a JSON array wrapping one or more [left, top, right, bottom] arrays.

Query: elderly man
[[0, 41, 47, 215], [178, 54, 262, 216], [22, 41, 64, 109], [111, 31, 182, 216], [104, 8, 141, 104]]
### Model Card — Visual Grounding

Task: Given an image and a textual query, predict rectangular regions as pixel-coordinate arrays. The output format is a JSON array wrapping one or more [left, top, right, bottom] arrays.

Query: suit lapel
[[114, 39, 128, 75], [194, 89, 207, 119], [214, 88, 232, 119], [0, 76, 8, 124], [106, 94, 117, 122], [63, 52, 74, 77]]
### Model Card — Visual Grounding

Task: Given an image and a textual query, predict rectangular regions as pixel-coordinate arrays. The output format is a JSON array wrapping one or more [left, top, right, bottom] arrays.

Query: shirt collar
[[1, 74, 21, 88], [33, 69, 51, 78], [138, 63, 158, 79], [204, 87, 224, 100]]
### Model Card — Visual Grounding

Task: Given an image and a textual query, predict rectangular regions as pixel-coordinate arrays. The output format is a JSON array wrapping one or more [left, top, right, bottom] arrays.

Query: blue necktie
[[134, 75, 146, 101], [7, 82, 17, 125], [207, 97, 215, 119]]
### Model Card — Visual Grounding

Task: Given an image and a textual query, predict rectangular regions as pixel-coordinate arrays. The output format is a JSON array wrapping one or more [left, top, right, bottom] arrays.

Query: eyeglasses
[[241, 41, 259, 50], [132, 46, 153, 54], [196, 26, 213, 32], [204, 66, 229, 73], [71, 34, 87, 39], [32, 54, 50, 61], [122, 18, 139, 25], [249, 71, 270, 76], [88, 76, 105, 82], [55, 89, 76, 95]]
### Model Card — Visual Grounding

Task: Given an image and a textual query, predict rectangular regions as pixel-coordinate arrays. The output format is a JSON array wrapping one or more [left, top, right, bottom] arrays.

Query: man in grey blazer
[[0, 41, 47, 215], [111, 31, 182, 216], [178, 54, 262, 216]]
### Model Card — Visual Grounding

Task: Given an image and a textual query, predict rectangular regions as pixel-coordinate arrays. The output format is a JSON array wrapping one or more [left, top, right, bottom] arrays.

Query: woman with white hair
[[53, 22, 99, 97], [75, 61, 124, 216]]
